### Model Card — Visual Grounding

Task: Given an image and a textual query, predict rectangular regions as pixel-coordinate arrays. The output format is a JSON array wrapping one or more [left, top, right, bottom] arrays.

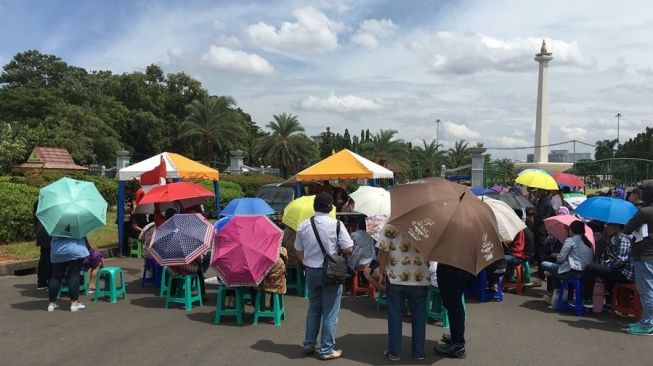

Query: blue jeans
[[633, 261, 653, 327], [303, 267, 343, 356], [386, 283, 428, 358]]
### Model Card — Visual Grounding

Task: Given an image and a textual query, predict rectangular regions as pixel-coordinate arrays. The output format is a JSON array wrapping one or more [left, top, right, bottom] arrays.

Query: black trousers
[[581, 263, 631, 301], [48, 259, 84, 302], [437, 264, 470, 345], [37, 245, 52, 287]]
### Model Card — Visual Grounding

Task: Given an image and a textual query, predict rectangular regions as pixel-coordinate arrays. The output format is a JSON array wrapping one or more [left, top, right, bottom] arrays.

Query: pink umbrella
[[491, 185, 510, 193], [543, 215, 595, 252], [210, 216, 283, 286]]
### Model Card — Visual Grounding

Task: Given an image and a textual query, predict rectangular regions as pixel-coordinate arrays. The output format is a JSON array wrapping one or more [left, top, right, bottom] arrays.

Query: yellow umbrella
[[282, 195, 336, 230], [515, 171, 558, 190]]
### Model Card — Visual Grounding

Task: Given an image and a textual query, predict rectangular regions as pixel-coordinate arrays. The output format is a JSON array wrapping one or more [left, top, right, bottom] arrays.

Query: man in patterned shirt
[[377, 223, 430, 361]]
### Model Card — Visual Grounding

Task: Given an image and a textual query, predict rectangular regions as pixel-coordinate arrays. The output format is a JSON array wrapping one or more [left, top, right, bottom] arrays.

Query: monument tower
[[534, 40, 553, 163]]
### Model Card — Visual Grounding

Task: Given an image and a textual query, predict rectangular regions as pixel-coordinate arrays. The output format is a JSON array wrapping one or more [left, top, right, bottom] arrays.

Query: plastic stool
[[253, 290, 285, 326], [426, 287, 466, 329], [611, 283, 642, 320], [376, 290, 387, 310], [503, 263, 525, 295], [141, 258, 162, 287], [350, 269, 376, 298], [58, 270, 90, 298], [556, 278, 583, 316], [214, 286, 248, 325], [165, 273, 203, 312], [466, 270, 503, 302], [93, 267, 127, 303], [159, 266, 169, 297], [129, 238, 143, 258], [285, 266, 303, 296], [524, 260, 532, 284]]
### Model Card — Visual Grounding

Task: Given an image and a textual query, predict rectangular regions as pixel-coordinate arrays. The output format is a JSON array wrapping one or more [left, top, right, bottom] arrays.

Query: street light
[[434, 119, 441, 145], [615, 113, 622, 143]]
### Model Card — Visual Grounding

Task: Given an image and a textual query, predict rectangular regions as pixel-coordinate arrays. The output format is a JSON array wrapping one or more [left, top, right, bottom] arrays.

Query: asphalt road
[[1, 258, 649, 366]]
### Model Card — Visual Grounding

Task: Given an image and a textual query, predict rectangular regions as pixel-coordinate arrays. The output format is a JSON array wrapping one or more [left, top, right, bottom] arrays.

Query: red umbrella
[[543, 215, 595, 252], [551, 172, 585, 188], [138, 182, 215, 207]]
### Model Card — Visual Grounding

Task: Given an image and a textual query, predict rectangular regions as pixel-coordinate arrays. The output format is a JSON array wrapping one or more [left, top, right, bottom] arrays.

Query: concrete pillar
[[469, 147, 487, 188], [229, 150, 244, 174], [116, 150, 130, 170], [534, 40, 553, 163]]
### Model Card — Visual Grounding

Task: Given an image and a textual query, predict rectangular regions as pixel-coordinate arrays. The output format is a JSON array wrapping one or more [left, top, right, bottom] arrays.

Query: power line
[[484, 139, 597, 151]]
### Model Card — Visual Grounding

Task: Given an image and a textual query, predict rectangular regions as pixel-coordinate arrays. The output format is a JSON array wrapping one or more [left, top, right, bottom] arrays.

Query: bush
[[199, 180, 244, 218], [0, 182, 40, 243], [221, 174, 284, 196]]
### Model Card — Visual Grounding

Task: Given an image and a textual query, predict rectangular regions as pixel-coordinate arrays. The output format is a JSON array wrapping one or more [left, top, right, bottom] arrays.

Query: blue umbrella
[[575, 197, 638, 225], [471, 187, 493, 196], [214, 216, 233, 232], [220, 198, 275, 217]]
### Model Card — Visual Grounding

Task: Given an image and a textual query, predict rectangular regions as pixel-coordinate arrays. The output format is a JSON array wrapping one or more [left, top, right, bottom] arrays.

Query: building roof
[[13, 147, 87, 171]]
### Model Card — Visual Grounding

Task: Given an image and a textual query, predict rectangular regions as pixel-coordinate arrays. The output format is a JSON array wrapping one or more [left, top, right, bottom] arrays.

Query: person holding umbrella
[[294, 192, 353, 360], [47, 236, 90, 312]]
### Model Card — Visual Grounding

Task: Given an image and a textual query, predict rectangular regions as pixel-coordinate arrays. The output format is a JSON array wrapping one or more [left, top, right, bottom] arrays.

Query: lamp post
[[615, 113, 622, 144], [434, 119, 441, 145]]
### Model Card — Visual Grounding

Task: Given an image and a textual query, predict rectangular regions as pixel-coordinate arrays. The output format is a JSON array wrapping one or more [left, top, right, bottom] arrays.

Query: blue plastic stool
[[93, 267, 127, 303], [57, 270, 90, 298], [214, 286, 248, 325], [164, 273, 203, 312], [141, 258, 162, 287], [253, 290, 285, 326], [466, 270, 503, 302], [426, 287, 466, 329], [556, 278, 583, 317]]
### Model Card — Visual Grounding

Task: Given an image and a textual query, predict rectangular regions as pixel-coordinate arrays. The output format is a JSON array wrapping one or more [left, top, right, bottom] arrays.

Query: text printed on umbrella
[[408, 219, 434, 241], [480, 233, 495, 261]]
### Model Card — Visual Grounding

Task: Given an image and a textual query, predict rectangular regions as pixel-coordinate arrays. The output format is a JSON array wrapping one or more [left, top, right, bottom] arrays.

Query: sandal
[[383, 351, 400, 361]]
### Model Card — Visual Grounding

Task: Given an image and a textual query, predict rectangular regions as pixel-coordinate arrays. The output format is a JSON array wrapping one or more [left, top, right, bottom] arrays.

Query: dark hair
[[631, 188, 642, 199], [164, 208, 177, 220], [313, 192, 334, 213], [570, 220, 592, 248]]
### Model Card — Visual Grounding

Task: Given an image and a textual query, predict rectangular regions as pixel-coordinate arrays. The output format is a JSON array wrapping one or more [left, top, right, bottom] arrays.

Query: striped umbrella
[[149, 214, 213, 266]]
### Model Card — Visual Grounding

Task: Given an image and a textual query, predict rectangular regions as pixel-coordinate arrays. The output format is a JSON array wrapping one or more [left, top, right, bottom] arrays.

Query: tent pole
[[117, 181, 125, 256], [295, 183, 303, 198], [368, 179, 377, 187], [213, 180, 221, 218]]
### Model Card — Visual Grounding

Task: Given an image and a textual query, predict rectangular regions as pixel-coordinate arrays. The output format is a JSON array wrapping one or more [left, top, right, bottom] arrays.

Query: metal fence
[[571, 158, 653, 187]]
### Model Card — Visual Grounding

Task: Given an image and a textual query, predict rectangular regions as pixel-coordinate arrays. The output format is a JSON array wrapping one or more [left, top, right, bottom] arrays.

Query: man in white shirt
[[294, 192, 354, 360]]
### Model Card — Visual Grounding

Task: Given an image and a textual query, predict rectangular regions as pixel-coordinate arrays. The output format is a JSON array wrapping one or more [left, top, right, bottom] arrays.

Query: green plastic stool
[[159, 266, 169, 297], [93, 267, 127, 303], [57, 270, 90, 298], [129, 238, 143, 258], [376, 290, 387, 310], [214, 286, 248, 325], [302, 269, 309, 299], [164, 273, 202, 312], [285, 266, 303, 295], [524, 260, 532, 284], [253, 290, 285, 326], [426, 287, 466, 329]]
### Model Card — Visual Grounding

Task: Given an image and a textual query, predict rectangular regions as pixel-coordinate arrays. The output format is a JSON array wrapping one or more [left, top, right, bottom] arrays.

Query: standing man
[[294, 192, 354, 360], [377, 224, 430, 361], [434, 264, 471, 358], [34, 201, 52, 289], [623, 180, 653, 335], [628, 188, 645, 208], [532, 189, 555, 267]]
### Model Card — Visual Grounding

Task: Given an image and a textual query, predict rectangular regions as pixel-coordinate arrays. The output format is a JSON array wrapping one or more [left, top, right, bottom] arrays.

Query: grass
[[0, 211, 119, 261]]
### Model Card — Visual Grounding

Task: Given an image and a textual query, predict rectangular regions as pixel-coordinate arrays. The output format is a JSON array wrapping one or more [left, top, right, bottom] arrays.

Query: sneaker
[[626, 324, 653, 336], [383, 351, 400, 361], [70, 302, 86, 312], [88, 288, 96, 295], [441, 334, 452, 345], [628, 322, 641, 329], [37, 284, 48, 290], [434, 343, 466, 359], [413, 354, 425, 361], [582, 300, 594, 309], [47, 303, 59, 312], [319, 350, 343, 360], [304, 346, 317, 356]]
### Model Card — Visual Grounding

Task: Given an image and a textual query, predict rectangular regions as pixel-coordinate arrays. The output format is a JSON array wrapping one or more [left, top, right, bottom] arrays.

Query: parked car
[[255, 183, 295, 216]]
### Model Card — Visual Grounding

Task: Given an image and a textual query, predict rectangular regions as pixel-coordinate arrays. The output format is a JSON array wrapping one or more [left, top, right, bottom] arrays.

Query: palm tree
[[412, 139, 444, 176], [446, 140, 471, 168], [594, 139, 618, 160], [361, 129, 410, 171], [254, 113, 318, 177], [179, 96, 244, 164]]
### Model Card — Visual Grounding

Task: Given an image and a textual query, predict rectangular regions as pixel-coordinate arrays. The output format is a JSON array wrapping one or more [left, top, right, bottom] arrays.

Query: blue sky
[[2, 0, 653, 160]]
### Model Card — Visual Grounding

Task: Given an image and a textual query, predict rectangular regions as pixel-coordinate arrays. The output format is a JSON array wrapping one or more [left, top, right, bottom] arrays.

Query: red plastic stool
[[611, 283, 642, 320], [350, 269, 376, 299], [503, 264, 525, 295]]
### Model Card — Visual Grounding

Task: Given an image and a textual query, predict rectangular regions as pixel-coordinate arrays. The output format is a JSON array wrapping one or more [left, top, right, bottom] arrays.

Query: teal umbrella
[[36, 177, 108, 239]]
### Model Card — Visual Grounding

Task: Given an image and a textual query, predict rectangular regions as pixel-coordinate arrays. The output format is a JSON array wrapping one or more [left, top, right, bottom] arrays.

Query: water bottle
[[592, 282, 605, 314]]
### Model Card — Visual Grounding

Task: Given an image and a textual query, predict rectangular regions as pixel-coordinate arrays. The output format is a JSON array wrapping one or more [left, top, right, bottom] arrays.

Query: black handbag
[[310, 217, 348, 285]]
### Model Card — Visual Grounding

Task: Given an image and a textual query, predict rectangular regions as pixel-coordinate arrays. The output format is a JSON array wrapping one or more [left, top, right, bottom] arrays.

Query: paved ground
[[1, 258, 649, 366]]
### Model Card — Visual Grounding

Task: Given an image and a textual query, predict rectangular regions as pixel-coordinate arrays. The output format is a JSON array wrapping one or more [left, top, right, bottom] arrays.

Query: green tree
[[595, 139, 618, 160], [254, 113, 318, 177], [0, 50, 74, 88], [446, 140, 471, 168], [615, 128, 653, 160], [361, 129, 410, 171], [179, 96, 245, 164], [413, 139, 444, 176]]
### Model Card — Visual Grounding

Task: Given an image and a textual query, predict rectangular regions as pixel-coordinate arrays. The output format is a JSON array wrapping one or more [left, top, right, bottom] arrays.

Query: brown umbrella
[[388, 177, 503, 275]]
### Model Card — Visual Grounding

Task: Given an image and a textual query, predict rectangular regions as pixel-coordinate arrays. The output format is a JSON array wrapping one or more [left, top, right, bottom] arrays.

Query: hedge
[[199, 180, 244, 218], [220, 174, 284, 196], [0, 182, 40, 243]]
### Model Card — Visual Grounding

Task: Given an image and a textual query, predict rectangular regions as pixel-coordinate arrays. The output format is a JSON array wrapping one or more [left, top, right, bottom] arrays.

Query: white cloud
[[246, 7, 344, 55], [559, 126, 588, 140], [298, 93, 383, 111], [200, 46, 274, 75], [489, 136, 530, 147], [443, 121, 481, 140], [352, 19, 398, 49], [409, 32, 595, 75], [167, 47, 183, 59]]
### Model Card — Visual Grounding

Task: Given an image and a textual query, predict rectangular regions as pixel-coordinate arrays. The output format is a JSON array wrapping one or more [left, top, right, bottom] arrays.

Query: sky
[[1, 0, 652, 160]]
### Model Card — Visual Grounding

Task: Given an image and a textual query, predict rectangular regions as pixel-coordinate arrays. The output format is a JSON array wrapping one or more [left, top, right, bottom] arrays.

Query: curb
[[0, 246, 121, 276]]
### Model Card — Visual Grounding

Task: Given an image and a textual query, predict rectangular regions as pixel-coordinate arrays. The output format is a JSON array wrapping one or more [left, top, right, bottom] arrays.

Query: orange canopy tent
[[296, 149, 394, 182]]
